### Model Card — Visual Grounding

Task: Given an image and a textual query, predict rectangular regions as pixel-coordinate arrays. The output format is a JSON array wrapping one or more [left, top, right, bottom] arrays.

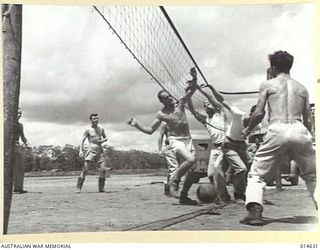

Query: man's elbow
[[145, 129, 155, 135]]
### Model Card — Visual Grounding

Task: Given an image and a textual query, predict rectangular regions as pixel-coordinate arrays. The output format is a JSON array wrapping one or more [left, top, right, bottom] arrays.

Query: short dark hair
[[157, 89, 168, 99], [89, 113, 98, 120], [268, 51, 294, 73]]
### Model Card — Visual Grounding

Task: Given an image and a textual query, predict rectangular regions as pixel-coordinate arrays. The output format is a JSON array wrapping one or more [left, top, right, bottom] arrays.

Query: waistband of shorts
[[269, 119, 302, 124], [225, 136, 245, 144], [168, 136, 192, 141]]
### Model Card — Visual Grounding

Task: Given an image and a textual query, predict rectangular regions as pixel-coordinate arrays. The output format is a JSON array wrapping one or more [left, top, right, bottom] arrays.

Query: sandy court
[[8, 173, 318, 234]]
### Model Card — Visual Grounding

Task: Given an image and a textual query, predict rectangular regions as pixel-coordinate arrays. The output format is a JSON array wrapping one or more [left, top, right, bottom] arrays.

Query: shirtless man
[[13, 108, 31, 194], [128, 67, 199, 205], [240, 51, 317, 225], [76, 113, 109, 193]]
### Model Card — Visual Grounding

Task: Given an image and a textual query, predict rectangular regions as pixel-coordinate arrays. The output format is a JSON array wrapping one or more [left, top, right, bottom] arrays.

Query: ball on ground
[[196, 183, 218, 203]]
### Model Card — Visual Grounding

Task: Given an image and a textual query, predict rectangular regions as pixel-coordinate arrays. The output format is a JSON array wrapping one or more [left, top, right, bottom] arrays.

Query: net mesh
[[93, 6, 260, 126], [93, 6, 210, 111]]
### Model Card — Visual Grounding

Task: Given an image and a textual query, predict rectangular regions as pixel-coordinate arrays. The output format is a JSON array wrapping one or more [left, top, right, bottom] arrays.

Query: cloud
[[21, 5, 163, 125], [18, 4, 315, 150], [166, 4, 314, 94]]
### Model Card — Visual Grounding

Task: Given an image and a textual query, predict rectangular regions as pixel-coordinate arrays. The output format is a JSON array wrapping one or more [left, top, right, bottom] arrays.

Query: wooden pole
[[2, 4, 23, 234]]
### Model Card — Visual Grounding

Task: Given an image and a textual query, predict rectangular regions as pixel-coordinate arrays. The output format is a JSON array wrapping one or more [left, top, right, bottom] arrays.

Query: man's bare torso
[[86, 127, 103, 150], [157, 102, 190, 137], [265, 74, 307, 122]]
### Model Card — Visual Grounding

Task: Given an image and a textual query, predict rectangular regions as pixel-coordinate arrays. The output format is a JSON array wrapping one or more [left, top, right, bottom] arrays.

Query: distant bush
[[21, 144, 166, 172]]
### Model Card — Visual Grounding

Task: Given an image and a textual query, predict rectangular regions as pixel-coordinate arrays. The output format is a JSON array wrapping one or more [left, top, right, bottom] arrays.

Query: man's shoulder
[[230, 106, 245, 116], [291, 79, 308, 91], [260, 79, 273, 89], [157, 110, 164, 117]]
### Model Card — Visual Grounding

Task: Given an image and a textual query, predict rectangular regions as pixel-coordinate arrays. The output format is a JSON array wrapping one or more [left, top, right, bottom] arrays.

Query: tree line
[[20, 144, 167, 172]]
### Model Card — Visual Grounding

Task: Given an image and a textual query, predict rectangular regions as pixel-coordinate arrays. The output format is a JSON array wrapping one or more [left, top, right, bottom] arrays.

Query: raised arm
[[197, 84, 232, 114], [179, 67, 198, 105], [128, 117, 162, 135], [242, 82, 267, 138], [205, 84, 225, 104], [187, 98, 206, 123]]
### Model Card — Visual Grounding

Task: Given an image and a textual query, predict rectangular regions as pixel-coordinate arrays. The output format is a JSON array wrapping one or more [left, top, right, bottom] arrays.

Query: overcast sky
[[19, 3, 315, 152]]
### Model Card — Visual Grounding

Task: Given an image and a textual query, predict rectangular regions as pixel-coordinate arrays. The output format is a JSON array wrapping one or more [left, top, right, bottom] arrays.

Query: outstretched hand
[[127, 118, 137, 127], [190, 67, 197, 78], [241, 127, 252, 139]]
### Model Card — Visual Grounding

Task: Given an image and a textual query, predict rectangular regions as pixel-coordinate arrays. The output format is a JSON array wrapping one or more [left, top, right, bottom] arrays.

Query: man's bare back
[[240, 50, 317, 226], [263, 73, 309, 122]]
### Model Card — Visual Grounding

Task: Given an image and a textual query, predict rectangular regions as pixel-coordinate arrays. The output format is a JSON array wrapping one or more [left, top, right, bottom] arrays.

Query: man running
[[240, 51, 317, 225], [76, 113, 109, 193], [128, 67, 199, 205]]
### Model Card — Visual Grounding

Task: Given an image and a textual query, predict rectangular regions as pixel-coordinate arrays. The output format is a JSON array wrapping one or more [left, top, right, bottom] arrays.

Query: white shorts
[[165, 136, 196, 177]]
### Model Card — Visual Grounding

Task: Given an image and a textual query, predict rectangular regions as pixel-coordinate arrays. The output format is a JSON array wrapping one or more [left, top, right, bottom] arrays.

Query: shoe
[[168, 179, 180, 198], [75, 188, 81, 194], [14, 190, 28, 194], [215, 199, 228, 206], [234, 192, 246, 201], [180, 196, 198, 205], [235, 199, 245, 205], [239, 203, 264, 226]]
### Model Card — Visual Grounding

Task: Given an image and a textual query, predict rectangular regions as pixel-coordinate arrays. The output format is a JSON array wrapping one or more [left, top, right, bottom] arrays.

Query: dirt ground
[[8, 173, 318, 234]]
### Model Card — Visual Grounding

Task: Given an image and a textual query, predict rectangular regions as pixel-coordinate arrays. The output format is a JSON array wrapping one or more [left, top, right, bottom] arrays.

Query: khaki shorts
[[165, 137, 196, 176], [168, 136, 195, 154], [250, 122, 315, 182], [85, 146, 104, 164]]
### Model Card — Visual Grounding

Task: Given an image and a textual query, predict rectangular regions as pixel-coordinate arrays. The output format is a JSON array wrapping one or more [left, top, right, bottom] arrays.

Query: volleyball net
[[93, 6, 259, 117]]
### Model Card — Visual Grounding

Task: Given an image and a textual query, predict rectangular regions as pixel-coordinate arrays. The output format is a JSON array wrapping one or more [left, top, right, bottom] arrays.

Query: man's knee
[[233, 165, 247, 176]]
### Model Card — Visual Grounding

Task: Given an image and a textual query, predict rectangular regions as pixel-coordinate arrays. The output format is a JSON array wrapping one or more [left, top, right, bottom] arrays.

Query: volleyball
[[196, 183, 218, 203]]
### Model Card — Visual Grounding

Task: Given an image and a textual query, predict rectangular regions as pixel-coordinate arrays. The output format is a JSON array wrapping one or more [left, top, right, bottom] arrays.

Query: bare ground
[[8, 173, 318, 234]]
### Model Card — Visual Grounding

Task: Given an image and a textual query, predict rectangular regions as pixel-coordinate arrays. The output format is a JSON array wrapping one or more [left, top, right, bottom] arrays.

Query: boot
[[179, 171, 199, 203], [179, 195, 198, 205], [75, 177, 85, 194], [98, 177, 106, 192], [168, 178, 180, 198], [234, 192, 246, 204], [240, 203, 264, 226]]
